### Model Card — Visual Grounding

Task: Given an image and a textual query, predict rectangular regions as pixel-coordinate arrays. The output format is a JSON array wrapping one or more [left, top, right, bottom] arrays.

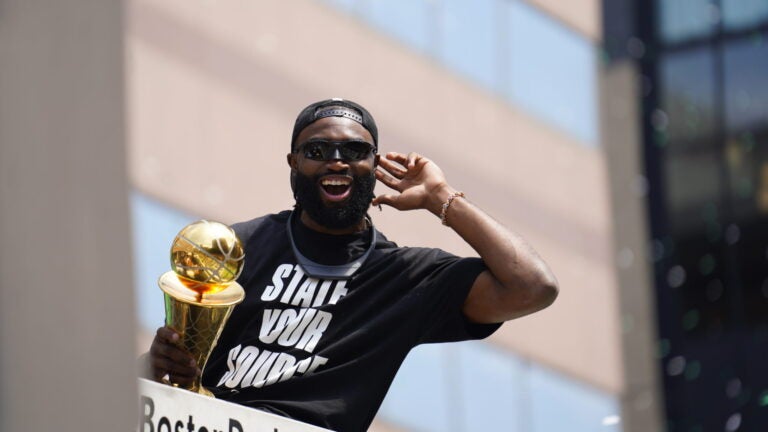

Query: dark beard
[[293, 170, 375, 230]]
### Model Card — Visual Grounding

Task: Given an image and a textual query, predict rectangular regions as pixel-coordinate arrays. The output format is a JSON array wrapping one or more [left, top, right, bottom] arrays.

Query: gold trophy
[[159, 220, 246, 397]]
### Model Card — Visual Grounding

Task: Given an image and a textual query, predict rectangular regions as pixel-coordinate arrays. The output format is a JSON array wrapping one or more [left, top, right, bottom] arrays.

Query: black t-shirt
[[202, 210, 501, 432]]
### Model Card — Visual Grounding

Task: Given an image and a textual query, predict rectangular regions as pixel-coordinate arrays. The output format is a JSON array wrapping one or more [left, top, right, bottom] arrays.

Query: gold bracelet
[[440, 191, 465, 226]]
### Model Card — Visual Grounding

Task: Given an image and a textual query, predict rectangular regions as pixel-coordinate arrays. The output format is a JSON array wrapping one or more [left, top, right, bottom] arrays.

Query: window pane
[[379, 344, 453, 431], [528, 363, 622, 432], [663, 151, 722, 236], [439, 0, 500, 90], [362, 0, 433, 54], [457, 342, 525, 431], [723, 35, 768, 326], [722, 0, 768, 30], [656, 0, 717, 44], [505, 0, 598, 145], [658, 47, 717, 146], [131, 192, 197, 330], [724, 37, 768, 135]]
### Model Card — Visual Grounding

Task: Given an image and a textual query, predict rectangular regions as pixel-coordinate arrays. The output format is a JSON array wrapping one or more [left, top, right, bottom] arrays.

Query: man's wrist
[[427, 184, 458, 216], [440, 191, 465, 226]]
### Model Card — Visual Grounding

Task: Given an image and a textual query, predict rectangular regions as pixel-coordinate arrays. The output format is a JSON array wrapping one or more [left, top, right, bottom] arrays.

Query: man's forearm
[[429, 186, 559, 322]]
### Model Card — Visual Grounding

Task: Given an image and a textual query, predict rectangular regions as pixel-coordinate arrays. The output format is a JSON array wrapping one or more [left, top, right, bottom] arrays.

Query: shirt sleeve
[[414, 254, 502, 344]]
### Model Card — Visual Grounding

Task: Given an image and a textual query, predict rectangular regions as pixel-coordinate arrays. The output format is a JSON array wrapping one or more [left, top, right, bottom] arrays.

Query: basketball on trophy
[[169, 220, 245, 296]]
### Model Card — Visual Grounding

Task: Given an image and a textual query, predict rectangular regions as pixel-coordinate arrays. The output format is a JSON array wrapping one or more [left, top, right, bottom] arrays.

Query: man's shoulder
[[373, 235, 457, 263], [231, 210, 291, 241]]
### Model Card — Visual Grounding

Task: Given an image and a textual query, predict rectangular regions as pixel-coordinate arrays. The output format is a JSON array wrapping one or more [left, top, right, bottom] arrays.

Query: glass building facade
[[609, 0, 768, 429]]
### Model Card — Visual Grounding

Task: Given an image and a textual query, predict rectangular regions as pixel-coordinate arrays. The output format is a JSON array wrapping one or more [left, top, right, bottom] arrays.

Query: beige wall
[[524, 0, 602, 40], [127, 0, 622, 395], [0, 1, 137, 431]]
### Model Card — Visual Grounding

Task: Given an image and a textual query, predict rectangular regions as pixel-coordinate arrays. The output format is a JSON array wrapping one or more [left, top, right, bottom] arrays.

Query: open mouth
[[319, 175, 353, 202]]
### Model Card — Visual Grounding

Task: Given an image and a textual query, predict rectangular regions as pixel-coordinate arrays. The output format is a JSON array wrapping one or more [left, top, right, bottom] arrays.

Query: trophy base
[[196, 386, 214, 397], [162, 378, 215, 398], [185, 382, 215, 397]]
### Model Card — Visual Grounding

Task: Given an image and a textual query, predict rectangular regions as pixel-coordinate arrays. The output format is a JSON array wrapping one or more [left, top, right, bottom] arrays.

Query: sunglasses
[[296, 140, 376, 161]]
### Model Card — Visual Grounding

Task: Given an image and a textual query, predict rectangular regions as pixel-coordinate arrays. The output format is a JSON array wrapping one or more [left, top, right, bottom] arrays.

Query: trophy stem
[[159, 271, 245, 397]]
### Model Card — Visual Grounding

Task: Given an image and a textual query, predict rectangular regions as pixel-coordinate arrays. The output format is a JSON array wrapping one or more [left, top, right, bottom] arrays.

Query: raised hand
[[372, 152, 453, 215]]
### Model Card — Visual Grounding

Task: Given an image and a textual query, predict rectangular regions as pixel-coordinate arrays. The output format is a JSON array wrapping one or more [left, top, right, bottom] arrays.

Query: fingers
[[383, 152, 430, 173], [382, 152, 410, 168], [149, 326, 200, 387], [375, 167, 400, 189], [156, 325, 180, 344], [406, 152, 420, 169], [372, 193, 400, 210], [372, 167, 403, 210], [377, 154, 407, 180], [379, 152, 429, 179]]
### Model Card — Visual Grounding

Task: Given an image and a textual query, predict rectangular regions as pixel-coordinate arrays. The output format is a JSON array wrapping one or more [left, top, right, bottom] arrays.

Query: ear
[[287, 153, 298, 195]]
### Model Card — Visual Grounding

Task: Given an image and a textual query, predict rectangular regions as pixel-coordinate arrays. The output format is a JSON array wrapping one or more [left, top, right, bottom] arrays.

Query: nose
[[326, 152, 349, 171], [328, 146, 344, 161]]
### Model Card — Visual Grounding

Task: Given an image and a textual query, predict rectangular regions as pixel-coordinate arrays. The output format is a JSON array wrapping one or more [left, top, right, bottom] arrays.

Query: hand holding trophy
[[158, 220, 245, 396]]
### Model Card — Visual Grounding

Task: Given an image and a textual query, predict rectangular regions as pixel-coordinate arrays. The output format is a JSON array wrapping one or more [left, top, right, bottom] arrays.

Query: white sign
[[137, 378, 334, 432]]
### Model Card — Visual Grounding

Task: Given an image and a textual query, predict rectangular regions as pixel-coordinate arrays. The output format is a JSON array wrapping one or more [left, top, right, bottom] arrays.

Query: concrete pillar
[[0, 1, 137, 430], [600, 60, 665, 432]]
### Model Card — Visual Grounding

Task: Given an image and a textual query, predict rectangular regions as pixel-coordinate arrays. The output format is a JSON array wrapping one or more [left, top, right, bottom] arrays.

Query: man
[[147, 98, 558, 432]]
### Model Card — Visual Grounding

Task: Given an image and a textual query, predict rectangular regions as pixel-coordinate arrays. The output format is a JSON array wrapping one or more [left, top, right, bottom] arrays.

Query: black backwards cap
[[291, 98, 379, 151]]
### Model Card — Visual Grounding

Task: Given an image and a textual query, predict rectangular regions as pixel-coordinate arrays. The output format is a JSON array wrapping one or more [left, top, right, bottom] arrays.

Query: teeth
[[321, 178, 351, 186]]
